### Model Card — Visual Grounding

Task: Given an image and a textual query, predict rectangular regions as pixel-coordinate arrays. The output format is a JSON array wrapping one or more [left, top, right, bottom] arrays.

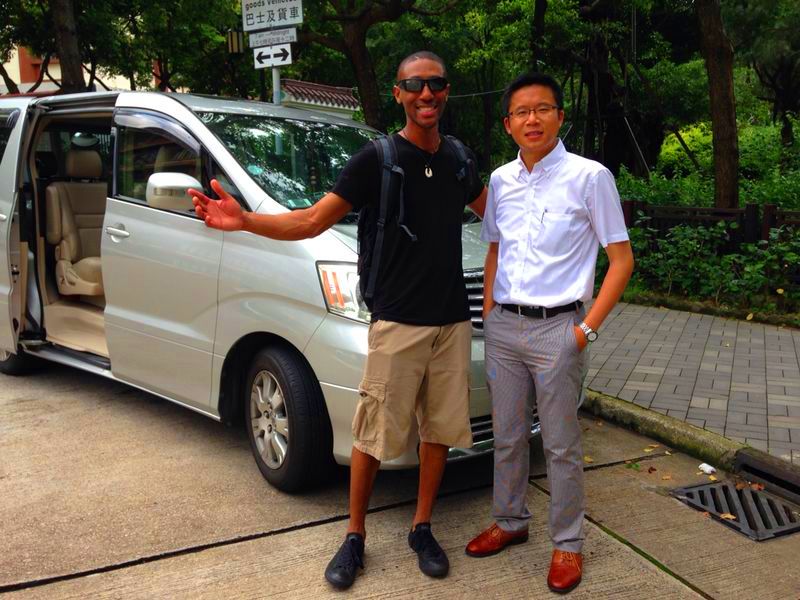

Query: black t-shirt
[[333, 134, 483, 326]]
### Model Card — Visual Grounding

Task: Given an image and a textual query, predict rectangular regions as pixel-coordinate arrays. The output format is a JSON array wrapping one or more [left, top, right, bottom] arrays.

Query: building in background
[[1, 46, 133, 94], [280, 79, 360, 119]]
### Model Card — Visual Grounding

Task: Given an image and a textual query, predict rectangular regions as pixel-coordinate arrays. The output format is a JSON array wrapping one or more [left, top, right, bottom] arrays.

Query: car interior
[[24, 115, 114, 359]]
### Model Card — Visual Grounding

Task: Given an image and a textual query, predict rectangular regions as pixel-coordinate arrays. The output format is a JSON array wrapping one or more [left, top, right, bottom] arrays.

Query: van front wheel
[[245, 345, 333, 492]]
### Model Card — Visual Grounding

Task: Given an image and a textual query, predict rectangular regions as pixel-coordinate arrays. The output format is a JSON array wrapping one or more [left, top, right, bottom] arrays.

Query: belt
[[500, 301, 583, 319]]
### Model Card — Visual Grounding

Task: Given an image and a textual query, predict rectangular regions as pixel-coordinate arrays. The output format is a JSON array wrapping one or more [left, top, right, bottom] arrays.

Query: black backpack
[[357, 134, 478, 310]]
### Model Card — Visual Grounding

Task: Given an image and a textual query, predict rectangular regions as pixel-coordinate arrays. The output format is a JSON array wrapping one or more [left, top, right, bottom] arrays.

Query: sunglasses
[[396, 77, 449, 93]]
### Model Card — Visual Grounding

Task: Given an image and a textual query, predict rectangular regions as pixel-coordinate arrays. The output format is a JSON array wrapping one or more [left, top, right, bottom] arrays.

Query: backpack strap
[[364, 135, 405, 302], [443, 134, 478, 191]]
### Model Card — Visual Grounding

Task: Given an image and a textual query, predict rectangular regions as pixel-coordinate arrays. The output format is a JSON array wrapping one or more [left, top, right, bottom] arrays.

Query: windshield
[[198, 112, 375, 211]]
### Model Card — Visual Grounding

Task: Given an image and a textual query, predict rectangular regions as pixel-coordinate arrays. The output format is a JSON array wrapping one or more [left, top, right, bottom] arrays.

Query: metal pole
[[259, 70, 267, 102], [272, 67, 281, 104]]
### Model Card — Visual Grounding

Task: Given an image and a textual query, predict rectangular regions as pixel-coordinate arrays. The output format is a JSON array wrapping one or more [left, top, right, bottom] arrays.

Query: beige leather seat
[[45, 150, 106, 297]]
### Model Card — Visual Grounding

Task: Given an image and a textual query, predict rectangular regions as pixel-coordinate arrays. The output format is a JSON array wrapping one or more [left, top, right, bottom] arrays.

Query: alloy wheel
[[250, 370, 290, 469]]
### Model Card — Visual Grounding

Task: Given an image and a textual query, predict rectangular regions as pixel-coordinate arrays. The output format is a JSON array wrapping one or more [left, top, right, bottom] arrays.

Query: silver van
[[0, 92, 533, 491]]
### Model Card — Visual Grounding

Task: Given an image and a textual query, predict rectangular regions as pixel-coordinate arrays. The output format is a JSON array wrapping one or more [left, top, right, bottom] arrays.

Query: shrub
[[596, 222, 800, 313]]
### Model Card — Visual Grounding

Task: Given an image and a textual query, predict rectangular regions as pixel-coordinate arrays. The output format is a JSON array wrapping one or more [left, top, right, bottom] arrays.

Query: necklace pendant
[[424, 166, 433, 178]]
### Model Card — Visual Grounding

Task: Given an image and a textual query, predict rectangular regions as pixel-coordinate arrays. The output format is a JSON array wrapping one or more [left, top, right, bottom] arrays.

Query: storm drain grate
[[671, 480, 800, 541]]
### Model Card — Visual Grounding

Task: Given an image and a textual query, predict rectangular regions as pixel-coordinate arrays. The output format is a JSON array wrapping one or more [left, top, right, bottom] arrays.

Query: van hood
[[330, 222, 487, 271]]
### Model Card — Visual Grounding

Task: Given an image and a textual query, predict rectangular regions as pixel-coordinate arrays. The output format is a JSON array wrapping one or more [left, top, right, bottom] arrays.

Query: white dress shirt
[[480, 139, 629, 308]]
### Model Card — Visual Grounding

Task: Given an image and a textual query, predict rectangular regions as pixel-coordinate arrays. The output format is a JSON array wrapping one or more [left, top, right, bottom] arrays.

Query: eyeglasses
[[508, 105, 560, 120], [396, 77, 449, 93]]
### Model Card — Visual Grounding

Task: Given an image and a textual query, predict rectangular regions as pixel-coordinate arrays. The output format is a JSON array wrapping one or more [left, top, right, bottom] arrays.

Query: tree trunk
[[0, 63, 20, 94], [155, 57, 170, 92], [51, 0, 86, 92], [530, 0, 548, 69], [695, 0, 739, 209], [341, 22, 384, 131], [780, 113, 794, 147]]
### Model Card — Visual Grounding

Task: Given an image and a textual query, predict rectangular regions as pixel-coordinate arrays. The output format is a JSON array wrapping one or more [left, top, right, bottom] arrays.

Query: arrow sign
[[253, 43, 292, 69]]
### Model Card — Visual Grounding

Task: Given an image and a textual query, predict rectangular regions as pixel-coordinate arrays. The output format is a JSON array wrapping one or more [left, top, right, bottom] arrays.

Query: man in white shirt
[[465, 73, 634, 594]]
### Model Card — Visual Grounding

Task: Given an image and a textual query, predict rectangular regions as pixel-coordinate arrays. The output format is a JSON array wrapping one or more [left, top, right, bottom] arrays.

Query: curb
[[581, 389, 800, 489]]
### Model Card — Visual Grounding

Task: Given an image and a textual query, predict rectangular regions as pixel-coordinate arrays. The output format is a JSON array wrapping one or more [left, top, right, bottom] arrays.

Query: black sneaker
[[324, 533, 365, 590], [408, 523, 449, 578]]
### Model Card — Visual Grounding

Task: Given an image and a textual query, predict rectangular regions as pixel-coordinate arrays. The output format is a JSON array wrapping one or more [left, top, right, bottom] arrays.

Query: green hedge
[[596, 221, 800, 314]]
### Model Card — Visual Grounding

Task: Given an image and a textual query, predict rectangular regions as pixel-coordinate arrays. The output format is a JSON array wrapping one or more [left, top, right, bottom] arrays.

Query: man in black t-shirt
[[189, 51, 486, 590]]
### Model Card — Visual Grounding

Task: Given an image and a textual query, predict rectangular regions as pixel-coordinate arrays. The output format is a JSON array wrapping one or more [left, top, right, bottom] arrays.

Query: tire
[[245, 345, 334, 493], [0, 348, 40, 376]]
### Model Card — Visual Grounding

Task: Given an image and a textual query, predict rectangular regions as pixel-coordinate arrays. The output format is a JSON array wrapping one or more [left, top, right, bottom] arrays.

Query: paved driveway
[[2, 363, 799, 598]]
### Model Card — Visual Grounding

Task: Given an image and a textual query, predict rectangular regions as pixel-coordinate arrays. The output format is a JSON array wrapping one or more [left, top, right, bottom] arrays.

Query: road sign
[[242, 0, 303, 32], [253, 44, 292, 69], [249, 27, 297, 49]]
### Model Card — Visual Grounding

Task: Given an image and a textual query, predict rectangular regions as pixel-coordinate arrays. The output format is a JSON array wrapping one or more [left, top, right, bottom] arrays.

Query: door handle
[[0, 214, 7, 222], [105, 225, 130, 239]]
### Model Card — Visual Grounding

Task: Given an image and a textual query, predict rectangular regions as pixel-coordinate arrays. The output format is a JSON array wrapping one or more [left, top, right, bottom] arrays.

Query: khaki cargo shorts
[[352, 319, 474, 462]]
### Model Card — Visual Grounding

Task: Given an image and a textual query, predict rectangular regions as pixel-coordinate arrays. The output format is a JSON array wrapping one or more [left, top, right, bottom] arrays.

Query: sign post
[[242, 0, 303, 104]]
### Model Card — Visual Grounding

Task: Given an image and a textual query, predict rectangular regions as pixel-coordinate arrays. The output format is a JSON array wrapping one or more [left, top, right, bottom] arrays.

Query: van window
[[117, 126, 202, 202], [35, 126, 113, 179], [0, 110, 19, 164], [198, 113, 374, 210]]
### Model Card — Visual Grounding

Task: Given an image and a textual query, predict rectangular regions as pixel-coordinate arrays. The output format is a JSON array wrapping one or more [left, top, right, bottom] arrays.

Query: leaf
[[648, 444, 660, 449], [750, 483, 765, 491], [662, 474, 673, 481], [696, 471, 704, 475], [746, 313, 754, 321], [777, 288, 784, 295], [583, 456, 594, 464], [647, 466, 657, 474], [720, 513, 737, 520], [643, 447, 655, 453], [665, 450, 673, 456], [626, 462, 641, 471], [735, 481, 747, 490], [709, 475, 718, 482]]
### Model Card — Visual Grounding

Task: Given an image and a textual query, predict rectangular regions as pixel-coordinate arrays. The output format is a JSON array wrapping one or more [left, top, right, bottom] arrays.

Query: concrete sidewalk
[[588, 303, 800, 466], [6, 415, 800, 599]]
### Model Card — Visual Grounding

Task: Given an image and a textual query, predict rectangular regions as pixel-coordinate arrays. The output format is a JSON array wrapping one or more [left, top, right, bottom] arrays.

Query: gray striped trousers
[[484, 304, 589, 553]]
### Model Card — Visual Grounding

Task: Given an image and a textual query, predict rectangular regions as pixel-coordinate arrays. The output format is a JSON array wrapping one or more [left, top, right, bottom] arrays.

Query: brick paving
[[589, 303, 800, 465]]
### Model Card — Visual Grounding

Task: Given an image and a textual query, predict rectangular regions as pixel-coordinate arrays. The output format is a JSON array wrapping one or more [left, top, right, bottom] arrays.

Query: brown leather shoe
[[547, 549, 583, 594], [465, 523, 529, 557]]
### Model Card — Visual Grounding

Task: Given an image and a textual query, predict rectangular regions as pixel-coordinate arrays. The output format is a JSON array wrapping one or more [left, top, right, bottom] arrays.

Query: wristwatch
[[578, 322, 598, 343]]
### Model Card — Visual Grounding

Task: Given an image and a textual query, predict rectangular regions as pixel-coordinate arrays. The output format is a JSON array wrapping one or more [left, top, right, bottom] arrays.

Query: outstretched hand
[[188, 179, 245, 231]]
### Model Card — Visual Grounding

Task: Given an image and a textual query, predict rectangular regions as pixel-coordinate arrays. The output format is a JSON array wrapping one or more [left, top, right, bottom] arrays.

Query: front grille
[[450, 409, 541, 461], [464, 268, 484, 333], [469, 409, 541, 444]]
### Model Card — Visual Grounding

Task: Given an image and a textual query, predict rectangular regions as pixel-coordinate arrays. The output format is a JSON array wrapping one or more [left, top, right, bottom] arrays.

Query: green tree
[[0, 0, 22, 93], [724, 0, 800, 147], [300, 1, 461, 131]]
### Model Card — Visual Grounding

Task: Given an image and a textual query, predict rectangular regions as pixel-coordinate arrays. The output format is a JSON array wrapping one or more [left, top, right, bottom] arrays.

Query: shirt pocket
[[535, 211, 575, 256]]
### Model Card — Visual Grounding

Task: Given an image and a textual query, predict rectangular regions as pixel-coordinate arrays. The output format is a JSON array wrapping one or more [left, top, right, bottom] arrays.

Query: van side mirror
[[145, 172, 203, 212]]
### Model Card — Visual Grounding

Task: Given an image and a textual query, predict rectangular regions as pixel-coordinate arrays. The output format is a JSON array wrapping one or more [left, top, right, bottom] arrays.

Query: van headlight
[[317, 262, 371, 324]]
